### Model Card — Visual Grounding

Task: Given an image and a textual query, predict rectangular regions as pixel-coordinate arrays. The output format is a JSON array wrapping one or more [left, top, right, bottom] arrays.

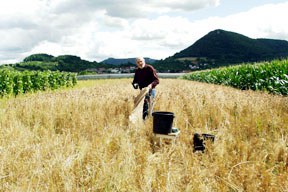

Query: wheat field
[[0, 78, 287, 191]]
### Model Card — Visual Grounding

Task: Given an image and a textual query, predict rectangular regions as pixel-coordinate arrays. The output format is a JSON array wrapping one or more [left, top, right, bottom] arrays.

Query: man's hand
[[132, 83, 139, 89], [147, 84, 152, 90]]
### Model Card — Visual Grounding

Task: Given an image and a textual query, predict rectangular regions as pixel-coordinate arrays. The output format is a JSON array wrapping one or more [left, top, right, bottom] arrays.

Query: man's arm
[[149, 66, 159, 88], [132, 71, 139, 89]]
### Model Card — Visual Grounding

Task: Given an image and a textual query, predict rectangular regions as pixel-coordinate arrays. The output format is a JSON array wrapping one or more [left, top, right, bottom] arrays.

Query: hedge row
[[0, 70, 77, 97]]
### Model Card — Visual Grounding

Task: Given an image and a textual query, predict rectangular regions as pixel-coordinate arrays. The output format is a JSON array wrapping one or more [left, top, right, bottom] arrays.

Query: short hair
[[135, 57, 145, 63]]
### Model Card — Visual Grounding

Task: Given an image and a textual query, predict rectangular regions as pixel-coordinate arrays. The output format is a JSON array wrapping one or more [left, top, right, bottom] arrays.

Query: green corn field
[[181, 59, 288, 96], [0, 70, 77, 97]]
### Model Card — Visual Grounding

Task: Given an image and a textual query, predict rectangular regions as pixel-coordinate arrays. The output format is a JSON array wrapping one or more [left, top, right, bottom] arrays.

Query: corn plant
[[13, 72, 23, 96], [181, 59, 288, 95], [0, 70, 77, 97], [0, 69, 14, 96]]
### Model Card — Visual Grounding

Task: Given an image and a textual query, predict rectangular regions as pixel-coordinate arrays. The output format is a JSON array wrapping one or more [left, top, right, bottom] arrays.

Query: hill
[[1, 54, 109, 73], [173, 29, 288, 64], [154, 29, 288, 72], [1, 54, 156, 73]]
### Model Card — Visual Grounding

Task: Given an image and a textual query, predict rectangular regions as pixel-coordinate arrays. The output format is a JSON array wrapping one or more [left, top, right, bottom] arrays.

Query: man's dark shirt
[[132, 64, 159, 90]]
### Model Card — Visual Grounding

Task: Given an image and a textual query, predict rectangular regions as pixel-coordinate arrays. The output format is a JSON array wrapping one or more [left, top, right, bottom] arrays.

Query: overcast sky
[[0, 0, 287, 64]]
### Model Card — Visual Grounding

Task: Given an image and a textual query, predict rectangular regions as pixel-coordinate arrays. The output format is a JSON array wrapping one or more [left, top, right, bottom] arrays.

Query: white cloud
[[193, 2, 288, 40], [148, 0, 220, 11], [0, 0, 42, 15]]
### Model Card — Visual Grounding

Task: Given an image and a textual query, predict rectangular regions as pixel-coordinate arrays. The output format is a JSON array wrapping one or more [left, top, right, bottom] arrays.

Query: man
[[132, 57, 159, 120]]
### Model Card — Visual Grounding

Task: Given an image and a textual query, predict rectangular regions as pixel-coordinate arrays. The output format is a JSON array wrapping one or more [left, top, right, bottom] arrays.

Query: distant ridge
[[101, 57, 158, 65], [172, 29, 288, 64]]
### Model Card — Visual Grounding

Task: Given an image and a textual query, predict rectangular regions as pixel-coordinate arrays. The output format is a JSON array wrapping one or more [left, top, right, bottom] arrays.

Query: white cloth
[[129, 88, 148, 124]]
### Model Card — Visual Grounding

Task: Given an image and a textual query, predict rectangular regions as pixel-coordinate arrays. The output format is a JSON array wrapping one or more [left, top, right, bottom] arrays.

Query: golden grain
[[0, 78, 287, 191]]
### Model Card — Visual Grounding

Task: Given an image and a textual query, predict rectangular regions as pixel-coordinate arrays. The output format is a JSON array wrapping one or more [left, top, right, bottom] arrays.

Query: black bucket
[[152, 111, 174, 134]]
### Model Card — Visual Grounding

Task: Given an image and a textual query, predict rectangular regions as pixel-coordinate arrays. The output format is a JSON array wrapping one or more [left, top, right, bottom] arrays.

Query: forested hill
[[173, 29, 288, 64], [153, 29, 288, 72], [12, 54, 109, 72]]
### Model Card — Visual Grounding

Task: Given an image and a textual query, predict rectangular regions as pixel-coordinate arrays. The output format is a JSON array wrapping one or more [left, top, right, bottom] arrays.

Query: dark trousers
[[142, 93, 150, 120]]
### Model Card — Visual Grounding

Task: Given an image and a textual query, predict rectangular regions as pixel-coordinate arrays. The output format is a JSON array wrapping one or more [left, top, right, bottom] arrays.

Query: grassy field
[[0, 78, 287, 191]]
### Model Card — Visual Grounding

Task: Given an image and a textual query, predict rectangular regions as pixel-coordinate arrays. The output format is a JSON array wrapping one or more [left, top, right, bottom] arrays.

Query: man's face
[[136, 59, 145, 69]]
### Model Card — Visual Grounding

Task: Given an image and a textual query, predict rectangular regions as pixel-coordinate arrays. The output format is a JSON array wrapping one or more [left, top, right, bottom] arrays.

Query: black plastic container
[[152, 111, 174, 134], [193, 133, 215, 152]]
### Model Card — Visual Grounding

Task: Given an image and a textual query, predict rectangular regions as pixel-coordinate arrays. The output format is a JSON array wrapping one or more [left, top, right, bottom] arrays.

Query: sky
[[0, 0, 288, 64]]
